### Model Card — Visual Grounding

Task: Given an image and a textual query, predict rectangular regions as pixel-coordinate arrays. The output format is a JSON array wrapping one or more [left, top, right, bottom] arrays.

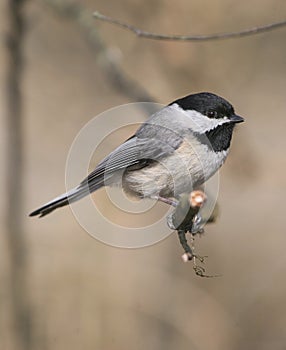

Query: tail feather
[[29, 183, 99, 218], [29, 168, 116, 218], [29, 194, 69, 217]]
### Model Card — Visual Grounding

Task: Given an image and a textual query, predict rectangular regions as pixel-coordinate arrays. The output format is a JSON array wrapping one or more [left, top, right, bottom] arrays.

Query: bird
[[29, 92, 244, 218]]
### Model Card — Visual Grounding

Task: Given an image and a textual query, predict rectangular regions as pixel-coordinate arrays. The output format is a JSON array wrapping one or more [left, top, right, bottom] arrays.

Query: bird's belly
[[123, 143, 228, 198]]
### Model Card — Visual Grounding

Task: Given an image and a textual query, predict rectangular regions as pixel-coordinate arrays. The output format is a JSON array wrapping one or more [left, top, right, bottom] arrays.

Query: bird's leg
[[151, 195, 178, 207]]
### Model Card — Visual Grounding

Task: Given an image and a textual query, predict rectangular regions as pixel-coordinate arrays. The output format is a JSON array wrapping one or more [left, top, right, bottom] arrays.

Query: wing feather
[[81, 124, 183, 188]]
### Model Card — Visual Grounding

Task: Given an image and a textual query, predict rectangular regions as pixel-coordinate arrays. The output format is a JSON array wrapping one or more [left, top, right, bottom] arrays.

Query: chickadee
[[30, 92, 244, 218]]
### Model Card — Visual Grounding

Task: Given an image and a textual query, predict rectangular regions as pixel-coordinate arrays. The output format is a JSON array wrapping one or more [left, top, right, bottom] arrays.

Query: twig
[[169, 191, 206, 232], [168, 191, 219, 277], [178, 230, 193, 258], [168, 191, 204, 257], [42, 0, 155, 104], [93, 11, 286, 42]]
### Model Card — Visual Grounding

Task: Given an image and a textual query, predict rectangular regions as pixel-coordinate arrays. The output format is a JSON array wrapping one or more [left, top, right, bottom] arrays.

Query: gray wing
[[82, 123, 183, 191]]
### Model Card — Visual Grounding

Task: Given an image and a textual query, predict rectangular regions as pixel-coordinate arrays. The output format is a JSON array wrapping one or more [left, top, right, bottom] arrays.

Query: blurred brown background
[[1, 0, 286, 349]]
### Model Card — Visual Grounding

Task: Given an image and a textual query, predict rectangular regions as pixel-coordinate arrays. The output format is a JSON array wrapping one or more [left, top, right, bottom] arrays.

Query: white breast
[[123, 138, 229, 198]]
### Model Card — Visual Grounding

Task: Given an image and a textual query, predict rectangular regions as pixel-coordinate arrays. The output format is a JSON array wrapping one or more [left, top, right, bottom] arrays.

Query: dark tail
[[29, 163, 114, 218], [29, 193, 70, 217], [29, 182, 101, 218]]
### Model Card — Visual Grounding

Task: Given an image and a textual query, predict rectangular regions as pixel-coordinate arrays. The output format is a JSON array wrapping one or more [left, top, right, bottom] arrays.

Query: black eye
[[207, 111, 217, 118]]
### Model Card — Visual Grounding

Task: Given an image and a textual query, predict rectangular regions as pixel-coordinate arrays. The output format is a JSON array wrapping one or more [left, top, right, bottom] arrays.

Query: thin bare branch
[[42, 0, 155, 103], [167, 191, 218, 277], [93, 11, 286, 42]]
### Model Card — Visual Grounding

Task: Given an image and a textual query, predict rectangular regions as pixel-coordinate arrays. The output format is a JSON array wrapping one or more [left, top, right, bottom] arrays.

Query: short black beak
[[229, 114, 244, 123]]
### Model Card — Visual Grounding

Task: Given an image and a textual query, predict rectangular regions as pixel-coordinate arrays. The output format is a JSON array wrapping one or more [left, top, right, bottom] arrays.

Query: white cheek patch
[[172, 103, 229, 133]]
